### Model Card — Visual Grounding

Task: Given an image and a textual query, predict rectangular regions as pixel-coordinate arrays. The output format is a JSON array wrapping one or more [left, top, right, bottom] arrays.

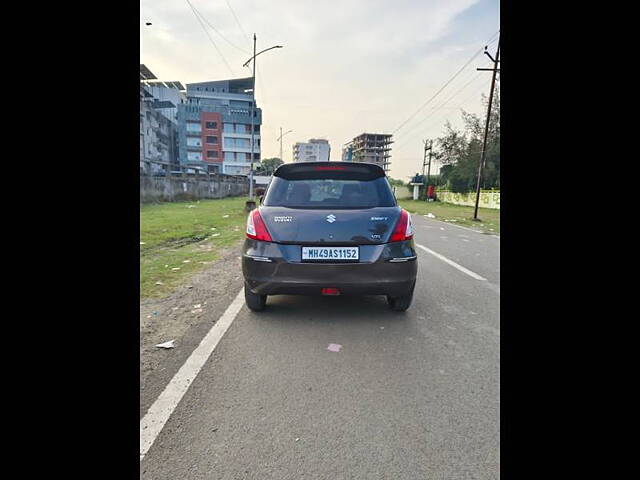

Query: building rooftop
[[187, 77, 254, 95], [140, 64, 157, 80]]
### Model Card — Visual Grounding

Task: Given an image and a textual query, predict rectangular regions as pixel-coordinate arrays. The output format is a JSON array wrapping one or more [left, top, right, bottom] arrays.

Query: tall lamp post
[[277, 128, 293, 163], [243, 35, 283, 210]]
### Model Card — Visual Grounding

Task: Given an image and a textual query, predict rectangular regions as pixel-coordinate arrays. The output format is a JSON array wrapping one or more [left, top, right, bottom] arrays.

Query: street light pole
[[242, 37, 283, 208], [277, 127, 293, 163], [249, 33, 257, 201]]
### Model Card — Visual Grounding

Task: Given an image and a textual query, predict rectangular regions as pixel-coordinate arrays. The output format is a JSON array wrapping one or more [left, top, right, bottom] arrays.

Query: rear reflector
[[321, 288, 340, 296]]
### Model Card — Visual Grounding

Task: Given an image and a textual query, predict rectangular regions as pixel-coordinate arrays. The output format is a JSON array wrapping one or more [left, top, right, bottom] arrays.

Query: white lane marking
[[140, 288, 245, 460], [416, 243, 487, 281], [415, 215, 500, 237]]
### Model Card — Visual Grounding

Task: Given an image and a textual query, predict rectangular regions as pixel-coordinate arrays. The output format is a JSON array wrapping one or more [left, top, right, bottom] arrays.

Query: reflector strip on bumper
[[244, 255, 273, 263], [388, 256, 417, 263]]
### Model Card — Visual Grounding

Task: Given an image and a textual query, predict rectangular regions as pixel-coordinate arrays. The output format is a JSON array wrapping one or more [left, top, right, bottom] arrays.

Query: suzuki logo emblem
[[326, 214, 336, 223]]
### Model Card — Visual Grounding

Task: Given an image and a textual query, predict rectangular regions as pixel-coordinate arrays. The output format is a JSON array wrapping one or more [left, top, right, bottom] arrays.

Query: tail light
[[390, 209, 413, 242], [246, 209, 273, 242]]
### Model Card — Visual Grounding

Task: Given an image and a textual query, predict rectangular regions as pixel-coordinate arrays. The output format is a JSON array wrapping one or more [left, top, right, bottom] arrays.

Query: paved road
[[141, 215, 500, 479]]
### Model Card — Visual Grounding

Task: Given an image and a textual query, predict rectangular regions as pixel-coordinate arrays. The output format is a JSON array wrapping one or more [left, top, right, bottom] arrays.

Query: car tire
[[245, 282, 267, 311], [387, 283, 415, 312]]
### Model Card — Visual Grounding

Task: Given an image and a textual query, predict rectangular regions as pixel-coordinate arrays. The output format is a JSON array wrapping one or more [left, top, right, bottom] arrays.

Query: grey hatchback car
[[242, 161, 417, 311]]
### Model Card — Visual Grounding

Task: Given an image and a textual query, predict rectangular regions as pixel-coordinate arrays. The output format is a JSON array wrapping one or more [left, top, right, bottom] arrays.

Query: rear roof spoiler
[[273, 162, 386, 181]]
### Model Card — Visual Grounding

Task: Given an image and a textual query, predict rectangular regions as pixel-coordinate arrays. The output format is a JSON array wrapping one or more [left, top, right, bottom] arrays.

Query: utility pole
[[426, 140, 434, 186], [473, 35, 500, 221], [422, 140, 429, 178], [422, 139, 434, 185], [249, 33, 257, 203]]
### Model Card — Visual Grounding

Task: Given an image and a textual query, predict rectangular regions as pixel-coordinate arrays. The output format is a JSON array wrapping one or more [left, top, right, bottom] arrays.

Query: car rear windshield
[[263, 177, 397, 209]]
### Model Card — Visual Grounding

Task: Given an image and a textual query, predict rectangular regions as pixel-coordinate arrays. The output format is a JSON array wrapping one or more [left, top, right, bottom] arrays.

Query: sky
[[140, 0, 499, 181]]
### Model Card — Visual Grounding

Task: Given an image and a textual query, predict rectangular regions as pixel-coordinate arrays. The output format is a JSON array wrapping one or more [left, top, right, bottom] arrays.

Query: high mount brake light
[[322, 288, 340, 296], [313, 165, 347, 171], [390, 209, 413, 242], [246, 209, 273, 242]]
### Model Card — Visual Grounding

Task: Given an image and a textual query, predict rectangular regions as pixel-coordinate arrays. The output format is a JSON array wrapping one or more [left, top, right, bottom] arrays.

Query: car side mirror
[[258, 195, 264, 204]]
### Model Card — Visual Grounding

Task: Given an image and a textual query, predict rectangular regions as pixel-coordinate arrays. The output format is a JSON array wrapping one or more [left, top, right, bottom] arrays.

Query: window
[[205, 121, 217, 129], [186, 122, 201, 132], [206, 150, 218, 158], [206, 136, 218, 144], [264, 177, 396, 209]]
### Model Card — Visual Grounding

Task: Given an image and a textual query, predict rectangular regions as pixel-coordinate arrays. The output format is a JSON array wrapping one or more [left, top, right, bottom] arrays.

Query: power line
[[392, 30, 499, 135], [224, 0, 251, 43], [393, 78, 491, 154], [395, 81, 490, 153], [393, 68, 489, 149], [188, 0, 250, 54], [394, 66, 488, 143], [185, 0, 234, 75]]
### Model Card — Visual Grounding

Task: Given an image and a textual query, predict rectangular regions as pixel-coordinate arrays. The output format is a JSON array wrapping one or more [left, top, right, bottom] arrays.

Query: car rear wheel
[[387, 283, 415, 312], [245, 282, 267, 311]]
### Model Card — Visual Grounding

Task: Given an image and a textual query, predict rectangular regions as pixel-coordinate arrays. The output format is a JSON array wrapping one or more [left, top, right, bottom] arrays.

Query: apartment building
[[342, 133, 393, 171], [139, 64, 183, 173], [177, 77, 262, 175], [293, 139, 330, 162]]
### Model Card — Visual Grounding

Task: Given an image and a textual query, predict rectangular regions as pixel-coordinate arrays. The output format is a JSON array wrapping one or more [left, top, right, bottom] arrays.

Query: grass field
[[140, 197, 248, 299], [398, 199, 500, 234]]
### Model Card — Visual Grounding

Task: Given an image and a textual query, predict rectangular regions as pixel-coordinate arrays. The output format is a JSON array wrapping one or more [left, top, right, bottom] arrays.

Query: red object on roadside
[[427, 185, 435, 198]]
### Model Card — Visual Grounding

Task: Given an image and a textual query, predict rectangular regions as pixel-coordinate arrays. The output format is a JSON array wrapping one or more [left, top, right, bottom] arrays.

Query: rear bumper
[[242, 239, 417, 296]]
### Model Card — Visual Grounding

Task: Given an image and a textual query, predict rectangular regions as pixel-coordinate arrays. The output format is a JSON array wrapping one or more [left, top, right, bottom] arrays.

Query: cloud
[[141, 0, 497, 180]]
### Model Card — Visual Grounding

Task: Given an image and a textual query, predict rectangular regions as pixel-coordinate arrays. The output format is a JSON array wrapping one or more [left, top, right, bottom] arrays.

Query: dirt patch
[[140, 243, 245, 417]]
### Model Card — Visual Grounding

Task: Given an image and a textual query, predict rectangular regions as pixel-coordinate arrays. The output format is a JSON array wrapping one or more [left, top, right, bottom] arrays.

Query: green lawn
[[398, 199, 500, 234], [140, 197, 248, 299]]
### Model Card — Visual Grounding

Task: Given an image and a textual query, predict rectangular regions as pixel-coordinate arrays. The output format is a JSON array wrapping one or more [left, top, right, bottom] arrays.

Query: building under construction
[[341, 133, 393, 171]]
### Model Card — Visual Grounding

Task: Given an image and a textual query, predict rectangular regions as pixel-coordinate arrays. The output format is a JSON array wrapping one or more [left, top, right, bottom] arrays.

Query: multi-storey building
[[139, 65, 183, 173], [177, 77, 262, 175], [342, 133, 393, 171], [293, 139, 330, 162]]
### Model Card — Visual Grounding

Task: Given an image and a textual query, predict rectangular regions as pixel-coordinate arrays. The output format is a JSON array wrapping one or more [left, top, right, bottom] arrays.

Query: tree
[[431, 81, 500, 192], [258, 157, 284, 176], [388, 177, 406, 187]]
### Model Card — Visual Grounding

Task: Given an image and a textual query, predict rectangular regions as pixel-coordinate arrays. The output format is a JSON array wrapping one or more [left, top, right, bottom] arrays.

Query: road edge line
[[140, 287, 245, 460], [416, 243, 487, 281], [415, 214, 500, 237]]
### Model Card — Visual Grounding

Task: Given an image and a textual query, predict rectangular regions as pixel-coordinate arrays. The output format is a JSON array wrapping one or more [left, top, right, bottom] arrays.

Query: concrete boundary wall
[[438, 190, 500, 209], [140, 174, 248, 203]]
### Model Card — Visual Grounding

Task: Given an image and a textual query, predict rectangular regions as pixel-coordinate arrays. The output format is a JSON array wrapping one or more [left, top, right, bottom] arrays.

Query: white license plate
[[301, 246, 359, 261]]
